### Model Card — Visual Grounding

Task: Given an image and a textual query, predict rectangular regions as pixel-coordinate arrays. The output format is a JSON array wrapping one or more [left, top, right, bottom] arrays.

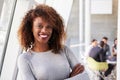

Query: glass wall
[[0, 0, 35, 79]]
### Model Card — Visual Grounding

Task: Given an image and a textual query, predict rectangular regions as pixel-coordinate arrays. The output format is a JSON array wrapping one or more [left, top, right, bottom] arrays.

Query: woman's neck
[[32, 43, 49, 52]]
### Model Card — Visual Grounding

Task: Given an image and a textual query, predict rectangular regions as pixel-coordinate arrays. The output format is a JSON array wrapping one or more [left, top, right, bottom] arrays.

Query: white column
[[85, 0, 91, 51], [46, 0, 73, 28], [79, 0, 84, 59], [117, 0, 120, 79], [0, 0, 31, 80], [34, 0, 46, 4]]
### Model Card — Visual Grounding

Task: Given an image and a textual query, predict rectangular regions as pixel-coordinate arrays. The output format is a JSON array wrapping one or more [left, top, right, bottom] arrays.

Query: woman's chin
[[38, 40, 49, 44]]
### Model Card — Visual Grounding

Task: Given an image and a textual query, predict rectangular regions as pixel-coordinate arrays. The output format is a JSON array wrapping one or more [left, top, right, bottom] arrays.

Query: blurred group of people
[[86, 36, 117, 80]]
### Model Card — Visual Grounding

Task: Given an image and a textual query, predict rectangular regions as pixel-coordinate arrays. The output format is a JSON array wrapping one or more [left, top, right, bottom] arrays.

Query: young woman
[[17, 4, 84, 80]]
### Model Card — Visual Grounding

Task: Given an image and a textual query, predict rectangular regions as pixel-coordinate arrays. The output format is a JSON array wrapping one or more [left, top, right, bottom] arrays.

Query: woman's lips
[[38, 33, 48, 39], [40, 34, 48, 38]]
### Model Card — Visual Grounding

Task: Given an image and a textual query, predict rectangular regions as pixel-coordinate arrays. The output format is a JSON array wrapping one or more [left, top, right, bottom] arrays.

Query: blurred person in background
[[85, 39, 98, 57], [102, 37, 111, 59], [112, 38, 117, 57], [89, 41, 106, 62]]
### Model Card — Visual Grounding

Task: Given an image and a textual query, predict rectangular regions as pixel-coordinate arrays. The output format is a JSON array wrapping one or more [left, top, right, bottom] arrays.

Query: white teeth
[[40, 35, 47, 38]]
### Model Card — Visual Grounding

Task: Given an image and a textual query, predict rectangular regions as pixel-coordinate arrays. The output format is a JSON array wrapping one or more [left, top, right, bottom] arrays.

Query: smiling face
[[32, 17, 53, 45]]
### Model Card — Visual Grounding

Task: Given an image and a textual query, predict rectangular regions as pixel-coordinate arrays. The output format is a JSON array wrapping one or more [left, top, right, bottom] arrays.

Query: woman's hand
[[69, 63, 84, 77]]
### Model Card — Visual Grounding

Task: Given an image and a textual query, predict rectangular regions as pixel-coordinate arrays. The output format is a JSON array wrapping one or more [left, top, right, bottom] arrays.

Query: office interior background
[[0, 0, 120, 80]]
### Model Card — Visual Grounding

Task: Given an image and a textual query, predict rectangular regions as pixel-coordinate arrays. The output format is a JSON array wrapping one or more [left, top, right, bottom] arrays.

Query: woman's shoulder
[[60, 45, 72, 54], [18, 51, 32, 61], [17, 52, 33, 69], [62, 45, 71, 51], [61, 45, 74, 55]]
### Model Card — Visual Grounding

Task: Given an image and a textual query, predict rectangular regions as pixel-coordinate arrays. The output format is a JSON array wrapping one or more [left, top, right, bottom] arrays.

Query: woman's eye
[[38, 25, 43, 28], [47, 26, 52, 29]]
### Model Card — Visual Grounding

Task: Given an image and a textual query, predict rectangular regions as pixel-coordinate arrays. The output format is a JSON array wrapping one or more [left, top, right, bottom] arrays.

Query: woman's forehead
[[34, 17, 48, 23], [33, 17, 54, 27]]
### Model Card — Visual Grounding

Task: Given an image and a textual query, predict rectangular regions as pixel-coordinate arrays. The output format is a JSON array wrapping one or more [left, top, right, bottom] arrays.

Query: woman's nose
[[41, 27, 47, 32]]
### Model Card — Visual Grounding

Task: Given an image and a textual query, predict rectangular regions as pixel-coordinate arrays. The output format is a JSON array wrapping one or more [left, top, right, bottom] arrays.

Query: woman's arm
[[69, 63, 84, 77], [64, 46, 84, 77], [17, 54, 35, 80]]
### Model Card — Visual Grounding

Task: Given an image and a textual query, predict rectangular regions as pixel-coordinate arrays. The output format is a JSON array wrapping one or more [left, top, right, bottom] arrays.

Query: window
[[0, 0, 17, 74]]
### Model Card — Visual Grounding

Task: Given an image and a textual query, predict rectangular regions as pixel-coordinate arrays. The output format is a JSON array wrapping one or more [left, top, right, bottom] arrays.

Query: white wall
[[91, 0, 118, 43]]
